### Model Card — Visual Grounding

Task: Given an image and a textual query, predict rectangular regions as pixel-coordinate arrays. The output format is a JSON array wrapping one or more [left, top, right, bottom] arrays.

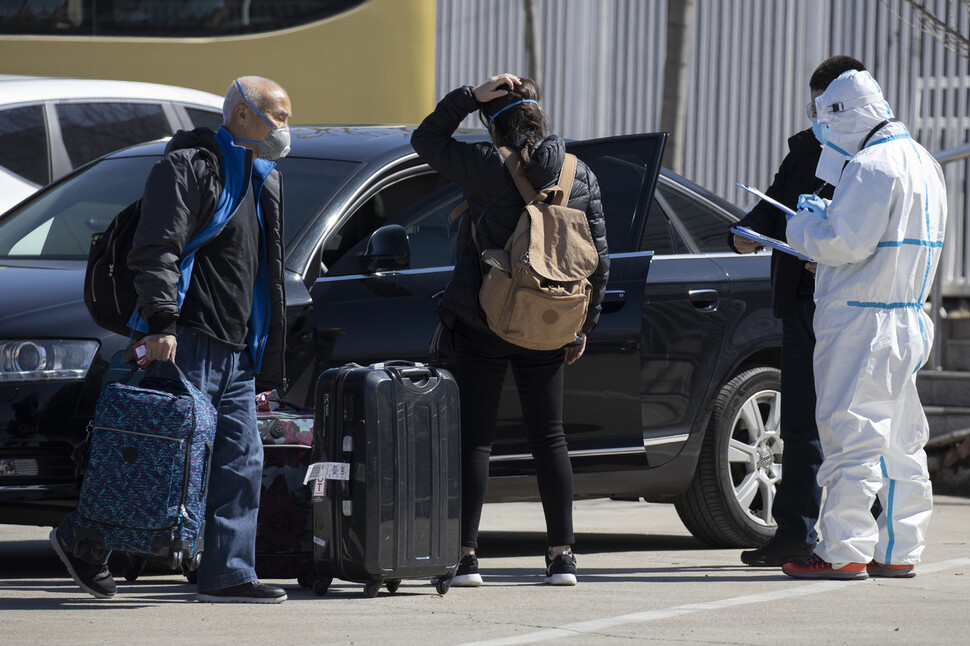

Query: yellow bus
[[0, 0, 436, 124]]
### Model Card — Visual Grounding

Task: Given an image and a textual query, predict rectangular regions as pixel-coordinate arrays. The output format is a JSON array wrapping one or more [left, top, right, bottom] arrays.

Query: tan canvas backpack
[[472, 148, 599, 351]]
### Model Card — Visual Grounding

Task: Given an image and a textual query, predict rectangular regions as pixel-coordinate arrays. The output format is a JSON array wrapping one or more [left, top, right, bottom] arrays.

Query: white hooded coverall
[[786, 70, 947, 567]]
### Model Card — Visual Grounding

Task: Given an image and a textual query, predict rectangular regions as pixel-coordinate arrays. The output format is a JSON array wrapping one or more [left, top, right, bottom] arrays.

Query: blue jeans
[[58, 328, 262, 592], [175, 328, 262, 592]]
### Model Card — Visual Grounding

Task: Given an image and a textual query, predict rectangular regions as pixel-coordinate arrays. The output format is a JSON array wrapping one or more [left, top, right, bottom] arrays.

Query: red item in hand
[[132, 338, 151, 368]]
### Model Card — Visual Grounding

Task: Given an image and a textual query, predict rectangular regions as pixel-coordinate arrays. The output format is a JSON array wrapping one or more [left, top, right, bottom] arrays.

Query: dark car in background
[[0, 126, 782, 547]]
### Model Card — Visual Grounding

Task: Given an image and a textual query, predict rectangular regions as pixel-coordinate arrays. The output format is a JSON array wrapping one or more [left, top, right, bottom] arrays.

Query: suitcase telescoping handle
[[371, 360, 439, 391]]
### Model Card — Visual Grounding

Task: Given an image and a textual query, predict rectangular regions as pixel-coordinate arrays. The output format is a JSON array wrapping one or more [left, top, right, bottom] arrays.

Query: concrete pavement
[[1, 497, 968, 645]]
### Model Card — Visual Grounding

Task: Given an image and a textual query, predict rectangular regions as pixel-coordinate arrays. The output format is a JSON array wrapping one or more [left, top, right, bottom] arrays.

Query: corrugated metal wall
[[435, 0, 970, 296], [435, 0, 667, 140]]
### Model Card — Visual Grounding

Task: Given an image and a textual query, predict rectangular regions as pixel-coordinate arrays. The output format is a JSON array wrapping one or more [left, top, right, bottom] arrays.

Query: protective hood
[[814, 70, 894, 185]]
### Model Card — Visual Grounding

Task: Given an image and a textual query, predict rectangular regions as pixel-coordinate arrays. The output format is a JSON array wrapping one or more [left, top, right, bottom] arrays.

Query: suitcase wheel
[[182, 552, 201, 583], [185, 552, 202, 571], [363, 581, 381, 598], [167, 550, 183, 571], [385, 579, 401, 594], [312, 576, 332, 596], [434, 575, 453, 596], [123, 554, 148, 582], [296, 561, 315, 589]]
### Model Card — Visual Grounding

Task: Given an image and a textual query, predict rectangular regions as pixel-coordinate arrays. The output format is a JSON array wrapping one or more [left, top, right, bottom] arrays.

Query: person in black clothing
[[50, 76, 291, 602], [731, 56, 866, 567], [411, 73, 609, 586]]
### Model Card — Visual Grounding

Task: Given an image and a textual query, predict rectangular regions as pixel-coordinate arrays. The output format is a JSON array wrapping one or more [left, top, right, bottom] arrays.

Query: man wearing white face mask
[[784, 70, 946, 580], [50, 76, 292, 602]]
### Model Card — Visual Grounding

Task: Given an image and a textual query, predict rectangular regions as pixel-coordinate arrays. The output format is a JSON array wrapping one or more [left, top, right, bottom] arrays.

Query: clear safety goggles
[[810, 92, 884, 122]]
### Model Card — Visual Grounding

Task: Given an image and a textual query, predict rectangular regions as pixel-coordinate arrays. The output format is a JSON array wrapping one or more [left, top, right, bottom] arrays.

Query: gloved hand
[[794, 193, 831, 220]]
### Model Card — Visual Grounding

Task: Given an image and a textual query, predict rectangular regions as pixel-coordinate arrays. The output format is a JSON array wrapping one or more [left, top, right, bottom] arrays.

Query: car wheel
[[674, 366, 782, 548]]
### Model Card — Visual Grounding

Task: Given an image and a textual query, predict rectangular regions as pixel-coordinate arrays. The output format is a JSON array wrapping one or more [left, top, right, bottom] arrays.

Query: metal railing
[[930, 142, 970, 370]]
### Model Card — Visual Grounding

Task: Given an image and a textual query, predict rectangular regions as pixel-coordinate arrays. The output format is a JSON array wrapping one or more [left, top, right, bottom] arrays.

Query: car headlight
[[0, 340, 99, 382]]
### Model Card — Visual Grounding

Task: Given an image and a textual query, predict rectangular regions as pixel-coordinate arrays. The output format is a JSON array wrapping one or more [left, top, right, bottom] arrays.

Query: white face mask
[[234, 80, 291, 159], [815, 142, 851, 186], [255, 125, 291, 160]]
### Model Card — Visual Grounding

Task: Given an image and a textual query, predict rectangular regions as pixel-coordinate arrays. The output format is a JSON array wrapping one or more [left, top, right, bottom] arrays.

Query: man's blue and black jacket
[[127, 126, 287, 390]]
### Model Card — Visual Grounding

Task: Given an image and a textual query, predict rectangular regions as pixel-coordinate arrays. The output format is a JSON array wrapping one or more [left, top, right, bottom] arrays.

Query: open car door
[[310, 133, 667, 487]]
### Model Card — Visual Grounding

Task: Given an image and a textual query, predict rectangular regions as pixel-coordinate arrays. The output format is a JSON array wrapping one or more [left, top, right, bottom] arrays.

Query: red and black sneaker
[[782, 553, 868, 580], [867, 560, 916, 578]]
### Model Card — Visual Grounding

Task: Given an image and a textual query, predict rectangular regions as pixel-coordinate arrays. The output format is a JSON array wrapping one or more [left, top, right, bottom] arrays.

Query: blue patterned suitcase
[[72, 361, 217, 571]]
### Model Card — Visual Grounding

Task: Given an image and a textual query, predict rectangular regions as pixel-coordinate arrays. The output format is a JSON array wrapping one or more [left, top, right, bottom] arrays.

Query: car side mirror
[[361, 224, 410, 273]]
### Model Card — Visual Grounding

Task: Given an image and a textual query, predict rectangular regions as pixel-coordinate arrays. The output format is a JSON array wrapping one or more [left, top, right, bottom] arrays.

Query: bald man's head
[[223, 76, 290, 126], [223, 76, 292, 157]]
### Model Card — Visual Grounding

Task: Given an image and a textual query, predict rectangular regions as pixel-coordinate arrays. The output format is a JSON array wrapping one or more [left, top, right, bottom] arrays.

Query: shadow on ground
[[478, 529, 708, 558]]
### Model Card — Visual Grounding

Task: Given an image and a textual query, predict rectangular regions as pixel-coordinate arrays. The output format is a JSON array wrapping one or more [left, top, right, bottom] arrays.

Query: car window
[[56, 102, 171, 168], [0, 155, 359, 260], [399, 188, 464, 269], [321, 172, 451, 271], [0, 105, 49, 186], [0, 156, 158, 259], [639, 197, 679, 255], [273, 157, 360, 249], [570, 134, 665, 254], [184, 107, 224, 132], [654, 181, 734, 253]]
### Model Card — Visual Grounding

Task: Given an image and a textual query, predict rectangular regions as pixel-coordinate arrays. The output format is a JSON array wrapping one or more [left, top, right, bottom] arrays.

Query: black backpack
[[83, 199, 144, 336], [84, 144, 222, 336]]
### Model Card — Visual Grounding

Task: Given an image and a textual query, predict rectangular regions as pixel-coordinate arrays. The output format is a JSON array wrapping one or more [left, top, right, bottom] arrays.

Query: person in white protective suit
[[781, 70, 947, 580]]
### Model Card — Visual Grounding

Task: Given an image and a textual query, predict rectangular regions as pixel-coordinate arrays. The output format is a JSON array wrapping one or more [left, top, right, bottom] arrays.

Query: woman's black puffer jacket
[[411, 86, 610, 340]]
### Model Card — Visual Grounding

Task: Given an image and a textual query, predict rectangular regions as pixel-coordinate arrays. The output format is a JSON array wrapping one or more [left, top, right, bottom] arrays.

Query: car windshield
[[0, 155, 358, 260]]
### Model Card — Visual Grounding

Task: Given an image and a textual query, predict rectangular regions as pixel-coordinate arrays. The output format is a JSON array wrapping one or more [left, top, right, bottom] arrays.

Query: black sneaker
[[740, 540, 816, 567], [545, 550, 577, 586], [452, 553, 483, 587], [197, 581, 287, 603], [49, 528, 117, 599]]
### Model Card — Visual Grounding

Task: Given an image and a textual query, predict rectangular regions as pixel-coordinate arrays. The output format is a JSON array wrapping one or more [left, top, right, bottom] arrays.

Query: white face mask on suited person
[[812, 70, 892, 185], [232, 80, 291, 160]]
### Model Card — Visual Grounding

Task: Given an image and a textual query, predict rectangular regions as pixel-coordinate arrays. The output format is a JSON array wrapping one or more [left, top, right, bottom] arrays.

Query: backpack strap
[[448, 200, 467, 224], [553, 154, 578, 207], [497, 146, 541, 204], [448, 145, 530, 224], [449, 149, 580, 224]]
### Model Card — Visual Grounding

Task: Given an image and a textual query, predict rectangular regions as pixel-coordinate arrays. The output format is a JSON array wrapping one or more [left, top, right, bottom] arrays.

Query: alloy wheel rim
[[727, 388, 783, 528]]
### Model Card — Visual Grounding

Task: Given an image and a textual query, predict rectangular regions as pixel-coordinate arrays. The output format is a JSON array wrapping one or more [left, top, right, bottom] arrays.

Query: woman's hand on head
[[473, 74, 522, 103]]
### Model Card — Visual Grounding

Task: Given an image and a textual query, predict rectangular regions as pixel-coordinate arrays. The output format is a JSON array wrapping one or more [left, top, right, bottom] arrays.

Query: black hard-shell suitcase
[[307, 361, 460, 597]]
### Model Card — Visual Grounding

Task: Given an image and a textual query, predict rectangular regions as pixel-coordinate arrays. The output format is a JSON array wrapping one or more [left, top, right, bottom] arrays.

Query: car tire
[[675, 365, 782, 548]]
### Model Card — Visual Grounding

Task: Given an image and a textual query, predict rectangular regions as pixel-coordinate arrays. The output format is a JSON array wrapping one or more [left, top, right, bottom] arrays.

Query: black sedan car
[[0, 126, 781, 547]]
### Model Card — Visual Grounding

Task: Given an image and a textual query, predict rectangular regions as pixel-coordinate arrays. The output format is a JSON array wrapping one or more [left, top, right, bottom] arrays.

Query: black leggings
[[452, 321, 575, 550]]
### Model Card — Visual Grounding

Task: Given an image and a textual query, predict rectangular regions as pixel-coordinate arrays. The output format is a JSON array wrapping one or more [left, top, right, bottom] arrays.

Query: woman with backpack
[[411, 73, 609, 586]]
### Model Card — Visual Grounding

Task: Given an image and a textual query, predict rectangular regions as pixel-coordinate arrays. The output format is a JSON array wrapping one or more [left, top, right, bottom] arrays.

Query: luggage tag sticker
[[303, 461, 351, 484], [312, 477, 327, 501], [304, 461, 351, 502]]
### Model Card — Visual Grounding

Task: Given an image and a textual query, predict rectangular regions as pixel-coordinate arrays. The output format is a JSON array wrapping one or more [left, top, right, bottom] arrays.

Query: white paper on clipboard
[[736, 182, 797, 219], [730, 226, 814, 262]]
